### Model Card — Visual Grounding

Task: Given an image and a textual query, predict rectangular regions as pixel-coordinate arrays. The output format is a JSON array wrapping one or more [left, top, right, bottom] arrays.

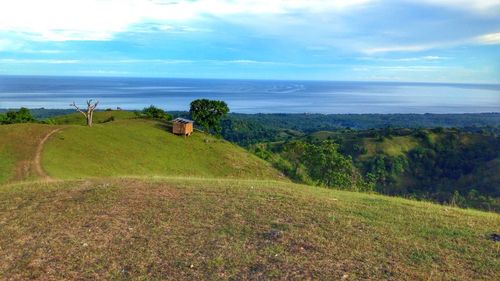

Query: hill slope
[[42, 118, 282, 180], [255, 128, 500, 211], [0, 178, 498, 280], [0, 124, 62, 184]]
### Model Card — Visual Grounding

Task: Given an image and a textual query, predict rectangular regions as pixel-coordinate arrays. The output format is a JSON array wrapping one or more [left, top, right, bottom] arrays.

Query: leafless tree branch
[[70, 101, 87, 118], [70, 100, 99, 127]]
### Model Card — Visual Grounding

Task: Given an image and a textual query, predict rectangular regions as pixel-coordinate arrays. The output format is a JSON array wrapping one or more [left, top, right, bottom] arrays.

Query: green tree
[[141, 105, 172, 120], [1, 108, 35, 124], [189, 99, 229, 134], [283, 141, 308, 177], [303, 141, 358, 189]]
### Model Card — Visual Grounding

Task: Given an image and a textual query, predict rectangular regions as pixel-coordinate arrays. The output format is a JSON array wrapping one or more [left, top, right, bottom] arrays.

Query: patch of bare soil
[[33, 128, 62, 181]]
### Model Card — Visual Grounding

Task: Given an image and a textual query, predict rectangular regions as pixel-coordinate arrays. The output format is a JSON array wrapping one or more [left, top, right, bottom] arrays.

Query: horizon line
[[1, 74, 500, 87]]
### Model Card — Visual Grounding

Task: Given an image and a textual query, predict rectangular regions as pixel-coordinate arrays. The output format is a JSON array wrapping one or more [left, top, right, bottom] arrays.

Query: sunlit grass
[[43, 119, 283, 181], [0, 178, 498, 280]]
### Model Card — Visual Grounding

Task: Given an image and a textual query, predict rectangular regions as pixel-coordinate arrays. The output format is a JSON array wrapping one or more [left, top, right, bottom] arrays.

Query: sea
[[0, 75, 499, 114]]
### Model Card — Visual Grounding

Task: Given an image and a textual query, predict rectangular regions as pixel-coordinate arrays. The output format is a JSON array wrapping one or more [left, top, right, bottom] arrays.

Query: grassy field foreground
[[0, 178, 498, 280]]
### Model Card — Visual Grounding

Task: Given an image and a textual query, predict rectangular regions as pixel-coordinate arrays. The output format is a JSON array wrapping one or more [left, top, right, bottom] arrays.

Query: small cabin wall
[[172, 120, 194, 136], [185, 122, 193, 135]]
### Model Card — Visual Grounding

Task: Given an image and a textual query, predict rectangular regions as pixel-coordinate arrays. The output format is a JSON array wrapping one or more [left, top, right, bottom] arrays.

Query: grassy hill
[[0, 114, 281, 184], [43, 118, 282, 180], [1, 178, 498, 280]]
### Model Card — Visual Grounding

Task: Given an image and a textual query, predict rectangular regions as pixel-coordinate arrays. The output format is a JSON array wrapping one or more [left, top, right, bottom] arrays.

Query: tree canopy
[[189, 99, 229, 134], [0, 108, 35, 124], [140, 105, 172, 120]]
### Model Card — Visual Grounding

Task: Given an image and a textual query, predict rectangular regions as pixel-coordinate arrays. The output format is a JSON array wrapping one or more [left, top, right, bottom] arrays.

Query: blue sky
[[0, 0, 499, 83]]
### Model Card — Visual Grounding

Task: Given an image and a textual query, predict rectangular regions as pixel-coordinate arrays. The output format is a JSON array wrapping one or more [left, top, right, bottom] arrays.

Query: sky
[[0, 0, 499, 83]]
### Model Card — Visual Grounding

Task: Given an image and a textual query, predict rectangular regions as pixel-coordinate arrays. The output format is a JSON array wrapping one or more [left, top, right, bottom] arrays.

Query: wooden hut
[[172, 117, 194, 136]]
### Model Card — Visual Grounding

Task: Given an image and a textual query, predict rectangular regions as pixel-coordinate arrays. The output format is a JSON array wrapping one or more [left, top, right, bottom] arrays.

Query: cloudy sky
[[0, 0, 499, 83]]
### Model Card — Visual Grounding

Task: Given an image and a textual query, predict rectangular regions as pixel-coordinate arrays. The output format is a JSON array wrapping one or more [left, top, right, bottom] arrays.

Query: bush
[[41, 118, 57, 125], [0, 108, 35, 124], [101, 116, 115, 123], [140, 105, 172, 121]]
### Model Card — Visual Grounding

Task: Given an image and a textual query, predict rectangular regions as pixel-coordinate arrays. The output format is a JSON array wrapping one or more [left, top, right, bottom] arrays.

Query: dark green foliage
[[252, 140, 373, 192], [220, 118, 285, 146], [214, 113, 500, 146], [402, 131, 499, 209], [252, 127, 499, 212], [139, 105, 172, 121], [190, 99, 229, 134], [302, 141, 359, 189], [0, 108, 35, 124], [364, 154, 408, 189]]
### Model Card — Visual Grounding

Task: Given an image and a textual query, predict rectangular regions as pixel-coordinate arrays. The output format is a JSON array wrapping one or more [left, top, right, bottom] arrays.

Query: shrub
[[101, 116, 115, 123], [140, 105, 172, 121], [1, 108, 35, 124]]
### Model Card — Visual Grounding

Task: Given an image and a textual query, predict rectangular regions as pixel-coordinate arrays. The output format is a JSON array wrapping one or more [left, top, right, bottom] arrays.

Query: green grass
[[51, 110, 137, 125], [309, 130, 337, 140], [363, 136, 419, 157], [43, 119, 283, 181], [0, 124, 62, 184], [0, 178, 498, 280]]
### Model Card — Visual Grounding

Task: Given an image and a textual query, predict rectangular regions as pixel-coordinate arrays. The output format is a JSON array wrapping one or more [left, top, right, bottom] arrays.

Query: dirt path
[[34, 128, 62, 181]]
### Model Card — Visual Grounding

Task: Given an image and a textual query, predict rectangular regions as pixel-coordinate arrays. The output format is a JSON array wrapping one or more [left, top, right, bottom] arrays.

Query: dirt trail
[[34, 128, 62, 181]]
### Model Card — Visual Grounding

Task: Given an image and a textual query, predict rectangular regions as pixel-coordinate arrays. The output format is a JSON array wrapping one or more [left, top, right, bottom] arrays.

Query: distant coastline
[[1, 108, 499, 130], [1, 75, 499, 114]]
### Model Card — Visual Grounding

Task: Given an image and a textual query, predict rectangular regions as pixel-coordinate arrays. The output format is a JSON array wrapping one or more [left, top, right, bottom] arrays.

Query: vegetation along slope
[[250, 127, 500, 212]]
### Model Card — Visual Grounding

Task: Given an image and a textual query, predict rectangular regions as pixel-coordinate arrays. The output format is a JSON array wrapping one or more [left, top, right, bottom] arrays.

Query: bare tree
[[70, 100, 99, 127]]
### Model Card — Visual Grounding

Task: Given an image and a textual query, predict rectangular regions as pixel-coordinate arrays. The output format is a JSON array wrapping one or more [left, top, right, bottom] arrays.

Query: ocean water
[[0, 75, 499, 114]]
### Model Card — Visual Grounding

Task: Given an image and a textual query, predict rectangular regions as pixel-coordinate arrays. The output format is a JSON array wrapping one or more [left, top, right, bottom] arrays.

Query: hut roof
[[173, 117, 194, 124]]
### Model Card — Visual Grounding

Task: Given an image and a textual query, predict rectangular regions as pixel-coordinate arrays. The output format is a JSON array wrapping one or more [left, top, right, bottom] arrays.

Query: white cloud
[[20, 49, 65, 54], [0, 57, 344, 69], [358, 56, 450, 62], [361, 44, 440, 54], [361, 31, 500, 54], [476, 32, 500, 44], [0, 0, 371, 41], [412, 0, 500, 14], [0, 58, 80, 64]]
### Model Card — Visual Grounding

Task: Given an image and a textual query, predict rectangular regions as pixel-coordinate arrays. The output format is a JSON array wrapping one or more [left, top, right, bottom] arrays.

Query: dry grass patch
[[0, 178, 498, 280]]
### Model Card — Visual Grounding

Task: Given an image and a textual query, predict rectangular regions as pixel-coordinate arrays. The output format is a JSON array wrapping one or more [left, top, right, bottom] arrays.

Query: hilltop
[[43, 118, 281, 180], [0, 112, 282, 184]]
